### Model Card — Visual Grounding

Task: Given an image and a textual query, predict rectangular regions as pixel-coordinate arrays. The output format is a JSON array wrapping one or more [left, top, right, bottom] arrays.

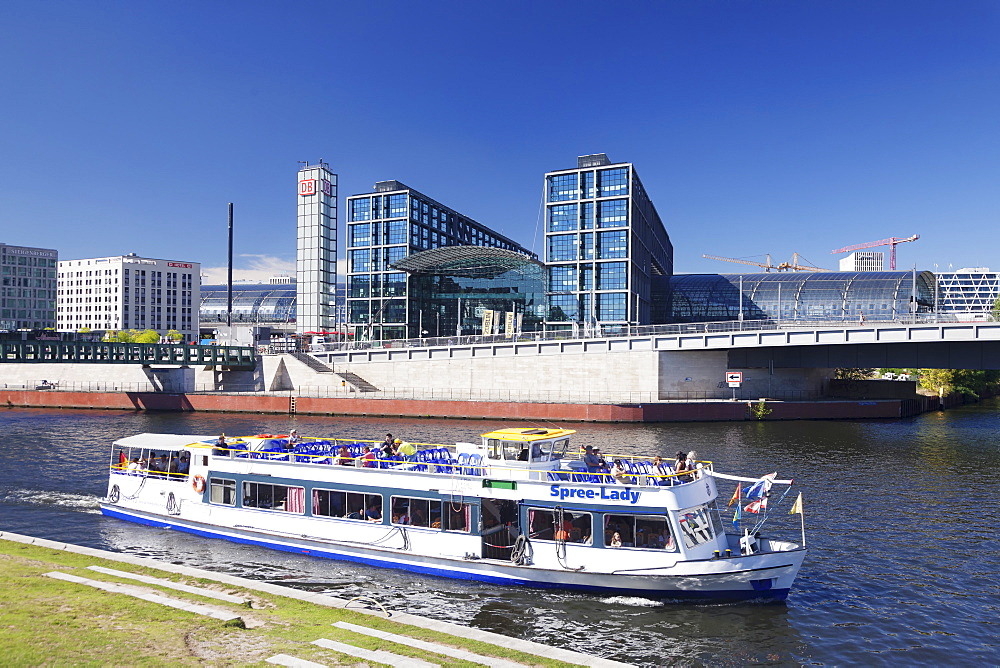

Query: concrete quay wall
[[0, 387, 939, 422]]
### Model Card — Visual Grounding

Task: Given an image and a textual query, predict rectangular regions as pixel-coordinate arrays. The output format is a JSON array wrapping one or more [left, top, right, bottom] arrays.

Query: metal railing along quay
[[0, 340, 255, 368]]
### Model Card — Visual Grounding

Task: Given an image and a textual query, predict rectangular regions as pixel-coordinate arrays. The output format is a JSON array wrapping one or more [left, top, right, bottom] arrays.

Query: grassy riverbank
[[0, 538, 575, 666]]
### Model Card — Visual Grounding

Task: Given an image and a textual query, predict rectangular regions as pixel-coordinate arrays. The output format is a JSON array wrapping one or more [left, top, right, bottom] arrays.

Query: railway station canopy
[[665, 271, 937, 323]]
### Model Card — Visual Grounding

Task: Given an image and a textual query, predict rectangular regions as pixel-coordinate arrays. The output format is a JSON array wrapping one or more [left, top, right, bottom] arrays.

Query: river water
[[1, 404, 997, 666]]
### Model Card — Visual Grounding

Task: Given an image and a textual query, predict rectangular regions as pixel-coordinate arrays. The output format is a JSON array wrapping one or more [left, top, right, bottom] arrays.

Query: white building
[[839, 251, 884, 272], [935, 267, 999, 320], [296, 161, 338, 335], [57, 253, 200, 340]]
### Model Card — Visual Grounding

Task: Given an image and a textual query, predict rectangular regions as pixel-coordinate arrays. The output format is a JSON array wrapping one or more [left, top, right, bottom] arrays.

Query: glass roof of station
[[391, 246, 543, 279]]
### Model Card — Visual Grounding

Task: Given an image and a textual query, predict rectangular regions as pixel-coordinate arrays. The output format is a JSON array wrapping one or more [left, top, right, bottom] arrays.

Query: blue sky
[[2, 1, 997, 281]]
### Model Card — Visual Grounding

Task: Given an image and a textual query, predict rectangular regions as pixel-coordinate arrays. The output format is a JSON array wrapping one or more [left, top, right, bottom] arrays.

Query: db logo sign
[[299, 179, 317, 196]]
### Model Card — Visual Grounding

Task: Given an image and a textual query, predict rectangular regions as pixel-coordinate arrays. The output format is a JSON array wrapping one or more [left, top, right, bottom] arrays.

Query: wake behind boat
[[100, 428, 807, 602]]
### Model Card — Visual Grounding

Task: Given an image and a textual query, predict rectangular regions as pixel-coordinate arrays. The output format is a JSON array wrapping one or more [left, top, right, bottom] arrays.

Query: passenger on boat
[[336, 444, 353, 466], [213, 434, 229, 456], [365, 503, 381, 521], [177, 452, 190, 475], [674, 450, 691, 481], [381, 437, 397, 460], [651, 455, 668, 483], [593, 448, 608, 468], [686, 451, 701, 479], [127, 457, 142, 475], [397, 441, 417, 460], [147, 454, 164, 478], [554, 514, 573, 541], [287, 430, 301, 448], [166, 454, 179, 478], [610, 531, 623, 548], [582, 446, 600, 473], [517, 447, 529, 461], [611, 460, 631, 484], [156, 454, 170, 478], [361, 446, 376, 468]]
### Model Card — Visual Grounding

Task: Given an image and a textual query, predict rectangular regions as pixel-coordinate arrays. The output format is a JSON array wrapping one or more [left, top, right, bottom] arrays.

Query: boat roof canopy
[[113, 433, 212, 450], [480, 427, 576, 442]]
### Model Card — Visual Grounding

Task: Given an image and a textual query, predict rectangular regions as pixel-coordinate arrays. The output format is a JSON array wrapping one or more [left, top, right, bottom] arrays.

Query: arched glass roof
[[667, 271, 936, 322], [200, 284, 297, 324], [390, 246, 543, 279]]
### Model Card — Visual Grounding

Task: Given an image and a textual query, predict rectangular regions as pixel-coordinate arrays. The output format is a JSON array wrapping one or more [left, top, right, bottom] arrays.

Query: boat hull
[[100, 503, 803, 602]]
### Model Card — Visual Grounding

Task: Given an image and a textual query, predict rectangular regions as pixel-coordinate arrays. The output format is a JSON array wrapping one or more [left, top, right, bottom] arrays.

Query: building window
[[548, 234, 577, 262], [384, 220, 406, 245], [348, 275, 371, 299], [597, 167, 628, 197], [350, 198, 371, 222], [547, 204, 577, 232], [349, 249, 371, 273], [597, 199, 628, 227], [548, 294, 579, 321], [598, 292, 626, 321], [597, 231, 627, 259], [549, 266, 576, 293], [598, 262, 627, 290], [547, 173, 578, 202], [349, 223, 370, 248]]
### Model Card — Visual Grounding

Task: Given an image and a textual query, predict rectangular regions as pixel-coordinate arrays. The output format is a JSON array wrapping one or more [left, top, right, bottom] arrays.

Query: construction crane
[[830, 234, 919, 271], [701, 253, 829, 272]]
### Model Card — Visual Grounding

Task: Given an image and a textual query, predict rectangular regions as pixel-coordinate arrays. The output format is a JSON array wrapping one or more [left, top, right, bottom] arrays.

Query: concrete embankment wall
[[0, 388, 943, 422]]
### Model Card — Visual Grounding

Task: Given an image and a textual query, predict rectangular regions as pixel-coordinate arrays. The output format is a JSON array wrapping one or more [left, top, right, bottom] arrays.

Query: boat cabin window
[[487, 439, 502, 460], [551, 439, 569, 459], [604, 514, 676, 551], [442, 503, 472, 533], [677, 504, 723, 549], [209, 477, 236, 506], [391, 496, 442, 528], [527, 508, 592, 544], [242, 481, 305, 514], [312, 488, 383, 522]]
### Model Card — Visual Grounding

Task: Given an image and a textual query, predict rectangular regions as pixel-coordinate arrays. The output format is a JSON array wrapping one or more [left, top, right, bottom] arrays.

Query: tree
[[166, 329, 183, 342], [992, 296, 1000, 322], [133, 329, 160, 344]]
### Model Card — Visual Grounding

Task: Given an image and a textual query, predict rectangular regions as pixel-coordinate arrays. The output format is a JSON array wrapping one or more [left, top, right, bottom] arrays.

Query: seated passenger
[[517, 447, 529, 461], [397, 441, 417, 461], [361, 446, 376, 468], [674, 450, 691, 482], [177, 453, 190, 475], [336, 445, 353, 466], [582, 446, 600, 473], [365, 503, 382, 521], [611, 460, 631, 484], [213, 434, 229, 456], [127, 457, 141, 475], [610, 531, 623, 548]]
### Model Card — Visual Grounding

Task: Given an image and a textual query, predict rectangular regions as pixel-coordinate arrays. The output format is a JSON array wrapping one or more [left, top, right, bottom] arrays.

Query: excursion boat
[[101, 428, 807, 602]]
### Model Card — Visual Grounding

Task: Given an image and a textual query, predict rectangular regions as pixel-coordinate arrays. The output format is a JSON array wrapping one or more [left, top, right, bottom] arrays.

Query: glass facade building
[[1, 243, 58, 330], [200, 283, 298, 325], [391, 246, 545, 338], [345, 181, 534, 340], [934, 268, 999, 317], [543, 154, 672, 331], [665, 271, 937, 323]]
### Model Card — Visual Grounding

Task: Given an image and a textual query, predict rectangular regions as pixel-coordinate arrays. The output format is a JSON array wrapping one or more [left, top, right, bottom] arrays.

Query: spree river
[[1, 404, 998, 666]]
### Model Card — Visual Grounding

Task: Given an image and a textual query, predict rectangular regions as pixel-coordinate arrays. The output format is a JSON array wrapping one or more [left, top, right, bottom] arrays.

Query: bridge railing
[[305, 313, 965, 353], [0, 341, 255, 368]]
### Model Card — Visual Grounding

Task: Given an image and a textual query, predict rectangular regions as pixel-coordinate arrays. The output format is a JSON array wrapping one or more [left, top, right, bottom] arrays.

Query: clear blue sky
[[2, 1, 997, 281]]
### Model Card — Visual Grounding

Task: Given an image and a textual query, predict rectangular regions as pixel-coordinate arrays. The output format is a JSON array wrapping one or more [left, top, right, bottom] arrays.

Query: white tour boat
[[101, 427, 807, 602]]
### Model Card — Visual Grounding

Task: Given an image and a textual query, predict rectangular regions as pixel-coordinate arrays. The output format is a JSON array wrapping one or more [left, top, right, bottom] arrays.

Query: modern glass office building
[[543, 154, 672, 331], [934, 267, 999, 318], [666, 271, 937, 323], [391, 246, 544, 338], [1, 243, 58, 330], [345, 181, 534, 340]]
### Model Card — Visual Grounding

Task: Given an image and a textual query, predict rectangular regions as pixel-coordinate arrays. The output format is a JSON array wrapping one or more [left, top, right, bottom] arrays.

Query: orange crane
[[702, 253, 829, 272], [830, 234, 919, 270]]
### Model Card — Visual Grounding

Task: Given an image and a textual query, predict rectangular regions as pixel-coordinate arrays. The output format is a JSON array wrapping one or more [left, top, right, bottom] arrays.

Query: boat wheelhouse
[[101, 427, 807, 602]]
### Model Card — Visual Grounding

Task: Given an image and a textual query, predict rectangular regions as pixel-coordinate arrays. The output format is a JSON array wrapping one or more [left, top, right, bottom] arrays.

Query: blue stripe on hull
[[100, 506, 790, 603]]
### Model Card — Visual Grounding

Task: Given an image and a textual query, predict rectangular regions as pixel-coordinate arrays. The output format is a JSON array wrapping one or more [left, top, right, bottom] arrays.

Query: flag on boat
[[789, 492, 803, 515], [727, 484, 741, 508], [733, 494, 742, 527], [744, 496, 768, 514], [744, 472, 776, 500], [118, 451, 127, 466]]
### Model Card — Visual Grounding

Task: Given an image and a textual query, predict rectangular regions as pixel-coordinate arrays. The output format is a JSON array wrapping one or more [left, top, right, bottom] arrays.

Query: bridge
[[0, 340, 256, 370]]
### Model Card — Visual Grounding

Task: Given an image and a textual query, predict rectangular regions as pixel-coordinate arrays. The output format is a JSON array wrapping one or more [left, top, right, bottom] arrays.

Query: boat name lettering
[[549, 485, 640, 505]]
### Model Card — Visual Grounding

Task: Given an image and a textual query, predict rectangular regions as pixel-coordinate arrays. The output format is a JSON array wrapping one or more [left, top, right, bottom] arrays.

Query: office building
[[543, 154, 672, 331], [57, 253, 200, 340], [839, 252, 884, 272], [345, 181, 533, 340], [296, 161, 337, 335], [1, 243, 58, 330], [935, 267, 1000, 319]]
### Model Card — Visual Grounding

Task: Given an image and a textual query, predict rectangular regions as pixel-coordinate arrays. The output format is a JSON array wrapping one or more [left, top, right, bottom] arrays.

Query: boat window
[[503, 441, 522, 461], [487, 439, 502, 460], [242, 482, 306, 513], [442, 502, 472, 533], [677, 504, 718, 549], [552, 439, 569, 459], [312, 488, 383, 522], [604, 514, 676, 551], [527, 507, 592, 544], [391, 496, 442, 528], [209, 477, 236, 506]]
